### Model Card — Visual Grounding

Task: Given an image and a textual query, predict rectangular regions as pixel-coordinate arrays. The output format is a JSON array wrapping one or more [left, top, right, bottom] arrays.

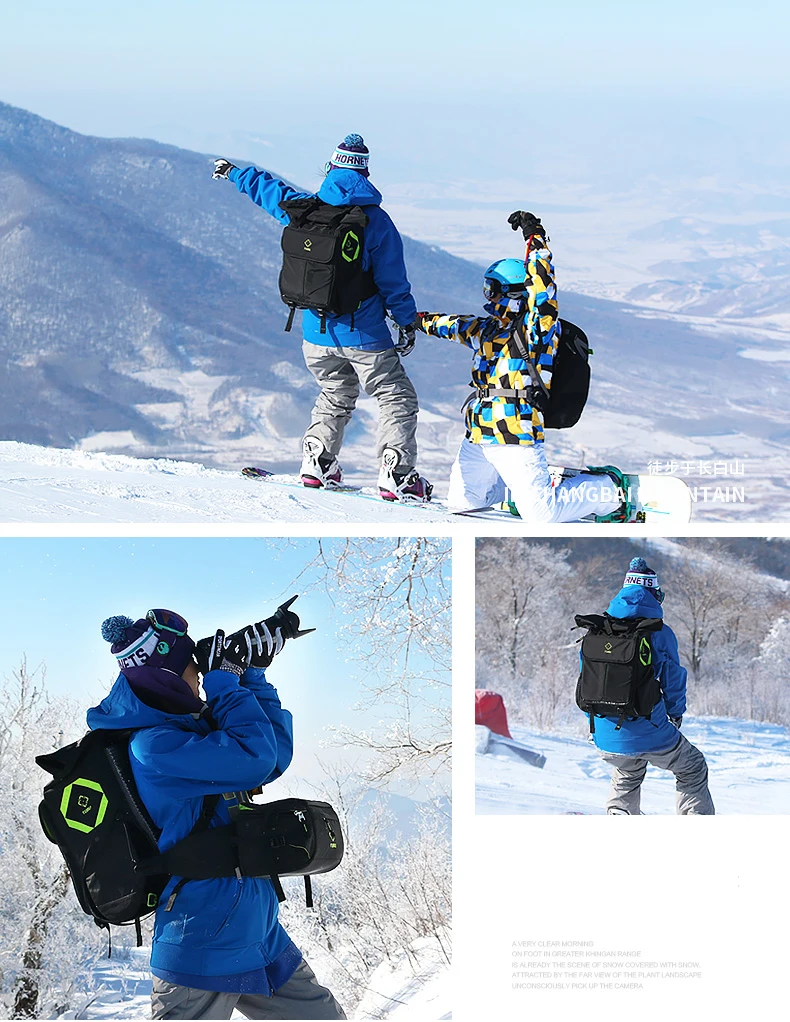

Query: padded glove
[[669, 715, 683, 729], [507, 210, 547, 242], [195, 629, 250, 677], [395, 321, 418, 357], [212, 158, 237, 180]]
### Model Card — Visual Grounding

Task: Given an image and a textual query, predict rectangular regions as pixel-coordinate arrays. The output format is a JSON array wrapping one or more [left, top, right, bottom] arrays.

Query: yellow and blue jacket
[[419, 242, 559, 445]]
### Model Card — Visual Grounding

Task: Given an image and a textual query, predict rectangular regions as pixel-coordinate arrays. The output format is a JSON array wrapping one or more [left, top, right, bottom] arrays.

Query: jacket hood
[[318, 168, 383, 207], [86, 672, 201, 732], [607, 585, 664, 620]]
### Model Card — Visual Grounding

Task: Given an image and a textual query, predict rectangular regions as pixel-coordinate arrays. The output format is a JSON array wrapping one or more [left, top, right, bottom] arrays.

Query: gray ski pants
[[599, 732, 715, 815], [150, 960, 346, 1020], [302, 341, 419, 469]]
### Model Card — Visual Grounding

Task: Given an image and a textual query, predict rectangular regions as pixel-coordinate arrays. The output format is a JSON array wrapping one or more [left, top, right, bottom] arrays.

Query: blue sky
[[0, 537, 450, 791], [2, 0, 788, 187]]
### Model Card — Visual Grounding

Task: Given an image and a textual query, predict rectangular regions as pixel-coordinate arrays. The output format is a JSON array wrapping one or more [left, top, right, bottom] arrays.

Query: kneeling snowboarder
[[85, 605, 345, 1020], [575, 557, 715, 815], [414, 211, 627, 522]]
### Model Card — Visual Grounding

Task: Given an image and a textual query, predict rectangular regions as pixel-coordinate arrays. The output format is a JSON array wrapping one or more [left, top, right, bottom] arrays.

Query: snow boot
[[585, 465, 633, 522], [300, 436, 342, 489], [378, 448, 432, 503]]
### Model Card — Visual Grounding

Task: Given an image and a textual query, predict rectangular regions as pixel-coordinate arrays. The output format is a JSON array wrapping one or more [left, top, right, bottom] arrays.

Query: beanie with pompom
[[328, 133, 370, 176]]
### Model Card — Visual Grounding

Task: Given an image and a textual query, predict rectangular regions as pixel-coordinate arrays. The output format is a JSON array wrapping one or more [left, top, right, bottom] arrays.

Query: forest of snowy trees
[[475, 537, 790, 732]]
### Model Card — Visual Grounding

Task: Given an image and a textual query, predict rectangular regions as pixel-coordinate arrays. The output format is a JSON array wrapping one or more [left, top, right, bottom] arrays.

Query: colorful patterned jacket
[[418, 241, 559, 444]]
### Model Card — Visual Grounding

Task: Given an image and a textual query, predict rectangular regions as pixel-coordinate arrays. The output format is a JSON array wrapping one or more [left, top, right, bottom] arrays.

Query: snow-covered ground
[[476, 717, 790, 815], [57, 940, 451, 1020], [0, 441, 486, 525]]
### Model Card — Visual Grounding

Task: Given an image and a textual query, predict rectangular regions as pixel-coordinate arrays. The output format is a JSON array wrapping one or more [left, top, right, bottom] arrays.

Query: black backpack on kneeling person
[[510, 317, 591, 429]]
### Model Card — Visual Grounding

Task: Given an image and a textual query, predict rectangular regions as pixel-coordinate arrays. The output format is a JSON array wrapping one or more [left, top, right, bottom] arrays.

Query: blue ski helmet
[[483, 258, 528, 302]]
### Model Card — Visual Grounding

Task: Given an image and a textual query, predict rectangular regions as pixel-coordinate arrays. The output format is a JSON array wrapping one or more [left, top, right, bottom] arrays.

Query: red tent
[[475, 689, 512, 738]]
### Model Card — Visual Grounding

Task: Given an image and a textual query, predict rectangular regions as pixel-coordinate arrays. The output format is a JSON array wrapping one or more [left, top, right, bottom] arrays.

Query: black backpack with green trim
[[37, 729, 344, 946], [278, 197, 377, 333], [37, 729, 180, 945], [574, 614, 664, 732]]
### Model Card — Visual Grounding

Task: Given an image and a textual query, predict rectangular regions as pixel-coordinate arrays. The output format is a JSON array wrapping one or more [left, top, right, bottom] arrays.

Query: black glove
[[199, 629, 250, 678], [212, 158, 237, 180], [395, 320, 418, 357], [245, 595, 315, 669], [669, 715, 683, 729], [507, 210, 547, 242]]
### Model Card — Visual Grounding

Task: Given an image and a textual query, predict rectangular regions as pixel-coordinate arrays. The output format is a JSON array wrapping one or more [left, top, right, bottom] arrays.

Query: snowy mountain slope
[[476, 718, 790, 815], [0, 440, 484, 524]]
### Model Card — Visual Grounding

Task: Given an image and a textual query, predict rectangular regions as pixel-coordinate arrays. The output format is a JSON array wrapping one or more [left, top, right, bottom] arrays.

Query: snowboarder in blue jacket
[[89, 607, 345, 1020], [584, 558, 715, 815], [212, 134, 430, 502]]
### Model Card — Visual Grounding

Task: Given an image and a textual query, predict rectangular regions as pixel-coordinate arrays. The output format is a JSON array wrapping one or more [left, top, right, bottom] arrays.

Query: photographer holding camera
[[88, 600, 345, 1020]]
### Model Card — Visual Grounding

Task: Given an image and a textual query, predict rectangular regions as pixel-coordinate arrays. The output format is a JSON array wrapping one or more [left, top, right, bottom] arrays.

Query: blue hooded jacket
[[86, 667, 301, 994], [228, 165, 417, 349], [582, 585, 687, 755]]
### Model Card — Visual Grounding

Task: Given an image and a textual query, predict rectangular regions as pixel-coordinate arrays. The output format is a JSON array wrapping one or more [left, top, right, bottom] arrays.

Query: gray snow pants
[[599, 732, 715, 815], [150, 960, 346, 1020], [302, 341, 419, 469]]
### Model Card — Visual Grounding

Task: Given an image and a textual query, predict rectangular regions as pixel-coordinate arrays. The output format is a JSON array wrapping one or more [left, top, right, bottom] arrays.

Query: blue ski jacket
[[582, 586, 688, 755], [228, 165, 417, 349], [86, 667, 301, 994]]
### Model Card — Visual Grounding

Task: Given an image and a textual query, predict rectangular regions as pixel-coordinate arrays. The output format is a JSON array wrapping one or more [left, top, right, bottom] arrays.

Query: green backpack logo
[[60, 778, 108, 833]]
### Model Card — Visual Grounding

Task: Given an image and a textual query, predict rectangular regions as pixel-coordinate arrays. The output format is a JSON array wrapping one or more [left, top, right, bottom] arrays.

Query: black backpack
[[278, 197, 378, 334], [509, 317, 591, 429], [543, 320, 590, 429], [36, 729, 219, 947], [37, 730, 344, 948], [574, 614, 664, 732]]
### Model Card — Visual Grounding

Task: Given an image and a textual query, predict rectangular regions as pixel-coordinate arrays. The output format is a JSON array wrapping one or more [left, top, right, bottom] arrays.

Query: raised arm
[[226, 165, 307, 223], [131, 668, 281, 795]]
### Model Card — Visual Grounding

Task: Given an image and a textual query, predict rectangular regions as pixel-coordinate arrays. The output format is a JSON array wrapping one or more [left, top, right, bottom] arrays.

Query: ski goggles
[[146, 609, 189, 636], [483, 278, 528, 302]]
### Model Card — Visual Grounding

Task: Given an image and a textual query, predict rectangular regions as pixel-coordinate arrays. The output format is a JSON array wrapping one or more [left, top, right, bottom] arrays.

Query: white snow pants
[[446, 438, 622, 523]]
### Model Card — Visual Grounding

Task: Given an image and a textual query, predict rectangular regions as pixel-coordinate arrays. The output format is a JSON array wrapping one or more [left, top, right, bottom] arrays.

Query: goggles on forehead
[[147, 609, 189, 635], [483, 278, 528, 302]]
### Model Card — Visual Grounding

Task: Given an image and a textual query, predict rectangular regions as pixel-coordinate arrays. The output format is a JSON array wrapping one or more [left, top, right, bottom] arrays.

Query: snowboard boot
[[585, 465, 633, 523], [300, 437, 342, 489], [607, 807, 631, 815], [378, 448, 433, 503]]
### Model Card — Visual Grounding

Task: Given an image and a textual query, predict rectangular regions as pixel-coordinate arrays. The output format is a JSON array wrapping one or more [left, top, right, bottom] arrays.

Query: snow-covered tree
[[0, 661, 99, 1019], [285, 537, 451, 789]]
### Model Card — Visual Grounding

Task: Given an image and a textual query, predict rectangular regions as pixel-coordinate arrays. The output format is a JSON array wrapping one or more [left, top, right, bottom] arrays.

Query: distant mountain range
[[1, 101, 789, 515]]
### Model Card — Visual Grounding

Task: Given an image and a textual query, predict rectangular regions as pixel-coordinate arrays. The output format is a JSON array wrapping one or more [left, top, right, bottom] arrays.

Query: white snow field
[[58, 940, 451, 1020], [476, 717, 790, 815], [0, 441, 483, 525]]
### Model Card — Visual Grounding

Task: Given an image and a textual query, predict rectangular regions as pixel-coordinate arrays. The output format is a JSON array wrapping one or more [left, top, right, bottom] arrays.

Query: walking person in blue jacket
[[212, 134, 430, 502], [583, 558, 715, 815], [89, 607, 345, 1020]]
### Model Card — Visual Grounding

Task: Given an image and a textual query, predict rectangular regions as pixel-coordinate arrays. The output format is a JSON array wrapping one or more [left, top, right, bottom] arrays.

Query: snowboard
[[240, 467, 436, 509], [546, 468, 693, 524], [476, 727, 547, 769]]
